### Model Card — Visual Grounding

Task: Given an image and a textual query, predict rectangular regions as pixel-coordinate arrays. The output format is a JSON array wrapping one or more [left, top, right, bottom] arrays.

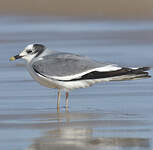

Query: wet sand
[[0, 16, 153, 150]]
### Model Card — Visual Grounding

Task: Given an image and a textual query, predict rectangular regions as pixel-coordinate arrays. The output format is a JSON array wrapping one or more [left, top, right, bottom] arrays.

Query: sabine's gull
[[10, 44, 151, 109]]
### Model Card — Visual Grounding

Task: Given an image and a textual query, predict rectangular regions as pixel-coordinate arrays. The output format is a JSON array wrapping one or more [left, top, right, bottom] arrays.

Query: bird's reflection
[[28, 127, 150, 150], [28, 112, 151, 150]]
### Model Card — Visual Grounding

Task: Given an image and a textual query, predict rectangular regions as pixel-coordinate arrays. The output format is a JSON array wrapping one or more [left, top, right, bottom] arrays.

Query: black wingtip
[[138, 67, 151, 71]]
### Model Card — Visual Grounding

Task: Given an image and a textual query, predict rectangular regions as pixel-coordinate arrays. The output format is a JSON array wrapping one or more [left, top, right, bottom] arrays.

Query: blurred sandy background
[[0, 0, 153, 19]]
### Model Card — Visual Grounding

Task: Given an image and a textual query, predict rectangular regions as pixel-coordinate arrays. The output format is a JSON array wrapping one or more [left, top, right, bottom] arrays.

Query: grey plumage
[[32, 52, 110, 77]]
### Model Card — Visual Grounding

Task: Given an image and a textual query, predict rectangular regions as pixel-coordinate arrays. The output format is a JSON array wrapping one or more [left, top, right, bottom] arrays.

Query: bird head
[[9, 44, 46, 62]]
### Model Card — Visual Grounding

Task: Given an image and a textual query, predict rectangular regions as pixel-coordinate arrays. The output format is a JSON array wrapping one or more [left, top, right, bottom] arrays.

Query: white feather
[[50, 65, 121, 81]]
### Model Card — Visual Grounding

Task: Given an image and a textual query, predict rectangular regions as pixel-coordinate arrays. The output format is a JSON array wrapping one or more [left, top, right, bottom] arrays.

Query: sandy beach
[[0, 0, 153, 19], [0, 0, 153, 148]]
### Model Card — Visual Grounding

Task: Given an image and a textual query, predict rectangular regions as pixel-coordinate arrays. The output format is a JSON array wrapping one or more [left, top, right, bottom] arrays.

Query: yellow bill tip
[[9, 56, 16, 61]]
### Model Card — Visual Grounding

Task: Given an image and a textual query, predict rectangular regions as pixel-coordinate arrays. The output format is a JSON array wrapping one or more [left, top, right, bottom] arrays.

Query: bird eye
[[26, 50, 32, 54]]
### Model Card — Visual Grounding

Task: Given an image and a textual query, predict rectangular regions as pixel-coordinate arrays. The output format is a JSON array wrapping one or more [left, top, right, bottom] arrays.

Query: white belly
[[26, 64, 107, 91], [26, 65, 61, 89]]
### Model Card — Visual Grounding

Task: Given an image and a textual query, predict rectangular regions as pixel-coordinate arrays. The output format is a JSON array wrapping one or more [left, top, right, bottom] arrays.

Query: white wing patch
[[48, 64, 121, 81]]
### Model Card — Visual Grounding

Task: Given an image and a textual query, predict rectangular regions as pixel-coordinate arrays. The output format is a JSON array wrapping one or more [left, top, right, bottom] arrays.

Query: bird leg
[[57, 89, 61, 111], [65, 92, 69, 109]]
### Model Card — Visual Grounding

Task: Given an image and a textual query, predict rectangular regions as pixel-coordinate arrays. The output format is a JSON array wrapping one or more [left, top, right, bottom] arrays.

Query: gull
[[10, 44, 151, 109]]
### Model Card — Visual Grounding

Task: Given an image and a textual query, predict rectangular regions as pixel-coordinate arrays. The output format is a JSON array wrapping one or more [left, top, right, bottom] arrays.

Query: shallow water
[[0, 16, 153, 150]]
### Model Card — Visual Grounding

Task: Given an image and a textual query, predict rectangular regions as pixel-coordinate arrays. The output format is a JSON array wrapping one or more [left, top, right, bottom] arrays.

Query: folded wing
[[32, 53, 121, 81]]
